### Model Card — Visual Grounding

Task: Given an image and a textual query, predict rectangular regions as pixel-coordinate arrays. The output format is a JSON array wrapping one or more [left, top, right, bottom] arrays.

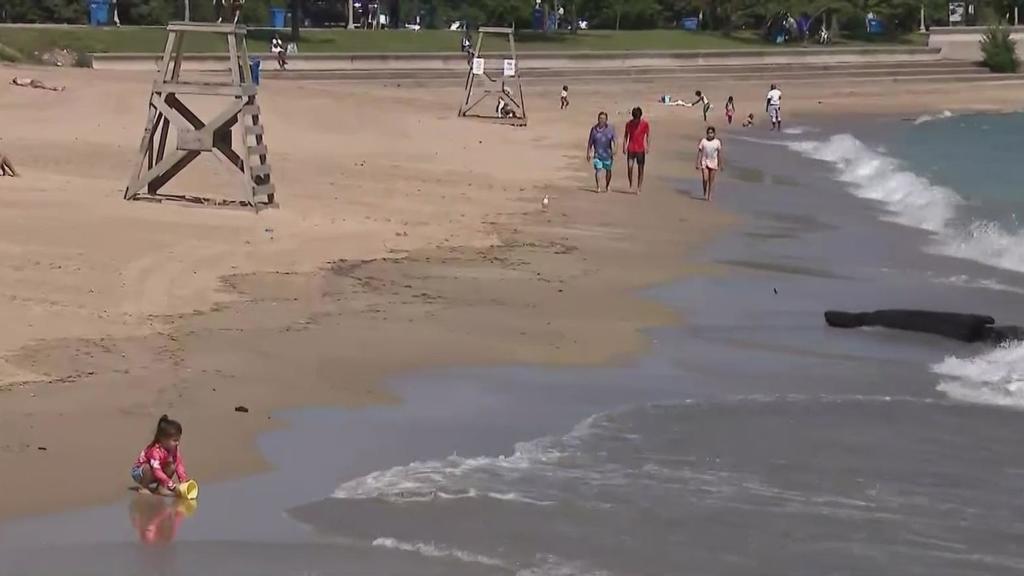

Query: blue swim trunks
[[131, 464, 145, 484], [592, 158, 613, 171]]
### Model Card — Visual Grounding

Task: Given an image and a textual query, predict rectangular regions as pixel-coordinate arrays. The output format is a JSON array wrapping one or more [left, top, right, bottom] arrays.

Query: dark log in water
[[825, 309, 1023, 346]]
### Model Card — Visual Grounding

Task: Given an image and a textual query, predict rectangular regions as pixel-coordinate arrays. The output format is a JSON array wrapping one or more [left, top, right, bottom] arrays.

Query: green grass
[[0, 26, 923, 57]]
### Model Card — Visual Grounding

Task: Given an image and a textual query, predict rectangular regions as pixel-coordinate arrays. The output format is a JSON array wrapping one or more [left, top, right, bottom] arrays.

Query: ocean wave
[[931, 274, 1024, 295], [372, 537, 510, 569], [787, 134, 1024, 274], [332, 413, 607, 503], [932, 341, 1024, 408], [371, 538, 612, 575], [912, 110, 955, 125]]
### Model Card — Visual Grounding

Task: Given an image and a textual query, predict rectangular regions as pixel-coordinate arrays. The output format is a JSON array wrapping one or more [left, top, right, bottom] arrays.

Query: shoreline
[[1, 70, 1022, 523], [7, 102, 1024, 575]]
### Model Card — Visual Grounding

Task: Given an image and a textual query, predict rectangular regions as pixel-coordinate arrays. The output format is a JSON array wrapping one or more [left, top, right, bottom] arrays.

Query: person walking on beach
[[623, 106, 651, 195], [766, 84, 783, 131], [696, 126, 723, 201], [725, 96, 736, 125], [586, 112, 616, 193], [560, 85, 570, 110]]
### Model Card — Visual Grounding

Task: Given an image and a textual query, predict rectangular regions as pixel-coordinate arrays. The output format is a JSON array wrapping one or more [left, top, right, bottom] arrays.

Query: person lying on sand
[[11, 77, 65, 92], [131, 415, 191, 496]]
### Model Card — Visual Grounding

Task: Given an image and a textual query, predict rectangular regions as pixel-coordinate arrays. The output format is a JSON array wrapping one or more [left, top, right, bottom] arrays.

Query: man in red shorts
[[623, 106, 651, 195]]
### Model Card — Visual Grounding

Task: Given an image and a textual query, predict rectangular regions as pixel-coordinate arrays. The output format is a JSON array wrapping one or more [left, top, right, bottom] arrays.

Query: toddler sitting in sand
[[742, 113, 755, 128], [131, 415, 190, 496]]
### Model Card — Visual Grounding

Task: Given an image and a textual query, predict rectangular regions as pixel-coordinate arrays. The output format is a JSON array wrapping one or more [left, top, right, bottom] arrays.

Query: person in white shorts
[[696, 126, 723, 201], [766, 83, 783, 132]]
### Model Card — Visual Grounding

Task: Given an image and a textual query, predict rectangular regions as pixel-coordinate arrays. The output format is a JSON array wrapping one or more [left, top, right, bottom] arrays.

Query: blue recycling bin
[[88, 1, 110, 26], [680, 17, 699, 31], [867, 18, 885, 34], [250, 57, 262, 85], [270, 8, 287, 28]]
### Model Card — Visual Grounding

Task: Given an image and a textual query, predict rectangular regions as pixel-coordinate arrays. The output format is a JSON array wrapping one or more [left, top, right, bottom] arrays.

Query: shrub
[[0, 42, 22, 63], [980, 25, 1020, 73]]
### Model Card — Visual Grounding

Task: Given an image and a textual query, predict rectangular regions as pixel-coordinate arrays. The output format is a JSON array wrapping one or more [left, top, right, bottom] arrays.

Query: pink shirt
[[136, 443, 188, 489]]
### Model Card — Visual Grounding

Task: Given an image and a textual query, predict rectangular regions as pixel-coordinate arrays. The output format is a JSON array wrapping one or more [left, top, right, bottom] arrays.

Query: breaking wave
[[932, 341, 1024, 408], [788, 133, 1024, 275]]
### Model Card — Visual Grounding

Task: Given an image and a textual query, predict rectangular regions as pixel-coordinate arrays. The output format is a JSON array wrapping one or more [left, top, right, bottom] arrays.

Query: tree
[[291, 0, 303, 39]]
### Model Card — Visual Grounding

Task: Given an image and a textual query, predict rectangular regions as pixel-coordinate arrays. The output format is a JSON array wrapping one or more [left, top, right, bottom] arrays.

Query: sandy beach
[[0, 60, 1022, 528]]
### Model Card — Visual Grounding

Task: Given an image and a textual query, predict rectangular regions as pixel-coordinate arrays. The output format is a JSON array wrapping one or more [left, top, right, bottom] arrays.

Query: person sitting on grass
[[131, 415, 190, 496]]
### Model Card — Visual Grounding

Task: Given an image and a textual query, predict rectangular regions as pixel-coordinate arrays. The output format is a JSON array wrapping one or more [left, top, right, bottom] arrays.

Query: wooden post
[[124, 22, 275, 210]]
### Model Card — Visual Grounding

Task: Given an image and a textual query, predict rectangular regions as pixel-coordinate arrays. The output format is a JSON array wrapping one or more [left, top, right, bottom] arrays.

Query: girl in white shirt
[[696, 126, 724, 201]]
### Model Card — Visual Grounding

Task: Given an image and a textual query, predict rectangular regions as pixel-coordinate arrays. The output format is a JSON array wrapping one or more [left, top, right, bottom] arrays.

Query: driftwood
[[825, 309, 1023, 346], [0, 153, 17, 177]]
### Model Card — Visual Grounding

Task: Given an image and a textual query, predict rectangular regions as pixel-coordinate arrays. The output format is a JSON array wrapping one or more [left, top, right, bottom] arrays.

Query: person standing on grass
[[586, 112, 616, 194], [766, 83, 783, 131], [623, 107, 651, 195], [696, 126, 723, 201]]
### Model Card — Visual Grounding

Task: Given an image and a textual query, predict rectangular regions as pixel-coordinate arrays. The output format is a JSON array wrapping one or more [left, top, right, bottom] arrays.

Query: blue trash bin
[[867, 18, 885, 34], [270, 8, 287, 29], [250, 57, 262, 85], [88, 1, 110, 26], [680, 17, 699, 31]]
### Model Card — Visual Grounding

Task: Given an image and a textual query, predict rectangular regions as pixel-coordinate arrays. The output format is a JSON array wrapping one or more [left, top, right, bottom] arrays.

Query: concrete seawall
[[91, 46, 943, 72], [929, 26, 1024, 60]]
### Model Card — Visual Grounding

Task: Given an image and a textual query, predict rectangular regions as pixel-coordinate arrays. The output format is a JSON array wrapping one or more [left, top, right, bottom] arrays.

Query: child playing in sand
[[560, 85, 569, 110], [132, 415, 190, 496], [725, 96, 736, 125], [742, 113, 755, 128]]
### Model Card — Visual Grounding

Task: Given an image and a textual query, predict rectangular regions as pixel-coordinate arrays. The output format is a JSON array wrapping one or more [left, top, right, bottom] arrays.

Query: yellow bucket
[[176, 479, 199, 500]]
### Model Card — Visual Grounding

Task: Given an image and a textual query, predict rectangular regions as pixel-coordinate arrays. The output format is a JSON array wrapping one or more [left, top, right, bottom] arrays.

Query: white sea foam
[[932, 274, 1024, 295], [372, 537, 511, 569], [913, 110, 955, 125], [932, 342, 1024, 408], [332, 413, 603, 503], [371, 538, 612, 575], [787, 134, 1024, 274], [782, 126, 816, 135]]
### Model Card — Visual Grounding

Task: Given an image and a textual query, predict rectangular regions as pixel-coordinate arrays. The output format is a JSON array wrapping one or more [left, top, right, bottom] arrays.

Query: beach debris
[[234, 405, 250, 413], [36, 446, 47, 451], [38, 48, 78, 68], [773, 288, 778, 295], [541, 195, 550, 210]]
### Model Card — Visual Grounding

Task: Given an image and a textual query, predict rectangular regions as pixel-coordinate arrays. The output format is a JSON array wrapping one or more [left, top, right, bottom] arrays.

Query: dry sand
[[0, 63, 1020, 519]]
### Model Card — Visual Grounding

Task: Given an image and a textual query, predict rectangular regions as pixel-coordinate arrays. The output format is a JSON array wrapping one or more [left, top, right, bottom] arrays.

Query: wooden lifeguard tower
[[124, 22, 274, 209], [458, 26, 527, 127]]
